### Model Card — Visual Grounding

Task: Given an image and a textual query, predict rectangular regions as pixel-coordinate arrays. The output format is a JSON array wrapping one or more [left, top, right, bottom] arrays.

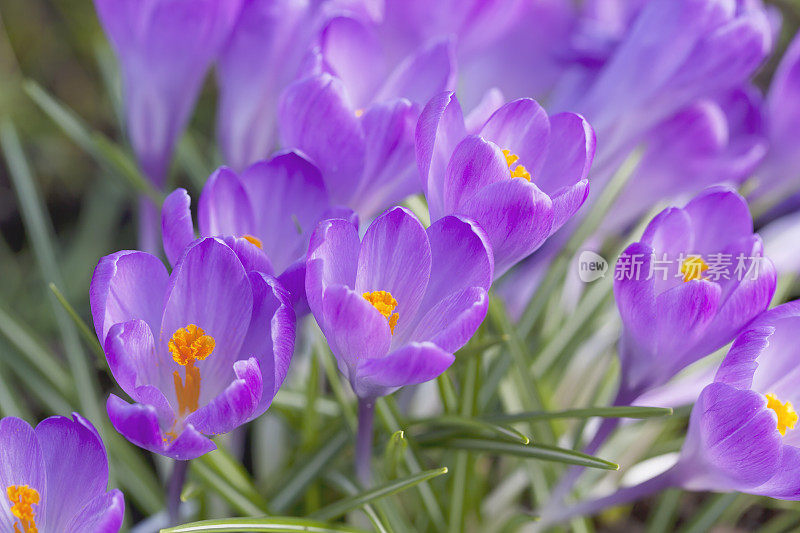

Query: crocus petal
[[355, 207, 432, 329], [355, 99, 420, 215], [752, 444, 800, 500], [160, 238, 253, 400], [465, 87, 504, 134], [279, 73, 366, 205], [36, 416, 109, 531], [680, 382, 781, 492], [186, 357, 263, 435], [240, 272, 296, 407], [320, 16, 386, 108], [479, 98, 551, 177], [443, 135, 510, 213], [306, 218, 361, 322], [415, 91, 467, 220], [240, 151, 329, 273], [219, 235, 275, 276], [278, 260, 309, 316], [683, 186, 753, 256], [458, 178, 554, 278], [321, 285, 392, 382], [67, 490, 125, 533], [354, 342, 455, 398], [536, 112, 596, 195], [104, 320, 173, 402], [107, 394, 215, 461], [549, 180, 590, 234], [0, 417, 45, 531], [410, 287, 489, 353], [216, 0, 311, 171], [614, 242, 657, 346], [90, 250, 169, 344], [198, 167, 255, 238], [375, 38, 457, 104], [161, 188, 196, 267]]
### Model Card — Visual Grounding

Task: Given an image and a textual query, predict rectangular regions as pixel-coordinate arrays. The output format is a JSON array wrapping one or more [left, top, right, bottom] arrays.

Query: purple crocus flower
[[216, 0, 381, 170], [94, 0, 243, 186], [161, 152, 356, 314], [90, 237, 295, 460], [278, 16, 456, 217], [0, 414, 124, 533], [415, 91, 595, 278], [539, 301, 800, 527], [614, 186, 776, 401], [306, 206, 492, 399]]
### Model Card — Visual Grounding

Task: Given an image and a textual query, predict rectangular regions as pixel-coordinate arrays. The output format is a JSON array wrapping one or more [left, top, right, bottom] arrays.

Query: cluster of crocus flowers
[[161, 151, 356, 314], [416, 91, 595, 278], [0, 414, 124, 532], [91, 237, 295, 460]]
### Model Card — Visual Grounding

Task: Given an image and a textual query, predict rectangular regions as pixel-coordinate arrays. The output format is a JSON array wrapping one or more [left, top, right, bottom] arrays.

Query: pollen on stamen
[[363, 290, 400, 334], [169, 324, 215, 416], [7, 485, 39, 533], [680, 255, 709, 282], [242, 234, 263, 249], [501, 149, 531, 181], [766, 393, 798, 436]]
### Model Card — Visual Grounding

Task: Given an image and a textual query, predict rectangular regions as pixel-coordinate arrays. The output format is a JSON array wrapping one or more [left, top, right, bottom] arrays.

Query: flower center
[[242, 234, 263, 249], [363, 290, 399, 334], [502, 149, 531, 181], [766, 393, 798, 436], [7, 485, 39, 533], [169, 324, 215, 416], [680, 255, 708, 282]]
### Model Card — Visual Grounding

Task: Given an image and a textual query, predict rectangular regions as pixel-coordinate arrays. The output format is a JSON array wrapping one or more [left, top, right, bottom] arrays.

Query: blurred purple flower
[[162, 152, 357, 314], [306, 206, 492, 399], [90, 238, 295, 460], [93, 0, 243, 185], [416, 92, 595, 278], [0, 414, 124, 533], [754, 29, 800, 201], [614, 186, 776, 401], [278, 14, 456, 217], [552, 0, 772, 172], [216, 0, 381, 171]]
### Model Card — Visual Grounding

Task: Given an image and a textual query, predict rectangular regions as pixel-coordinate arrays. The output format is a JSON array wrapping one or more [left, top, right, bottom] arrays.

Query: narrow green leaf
[[198, 446, 271, 515], [383, 430, 408, 479], [191, 459, 268, 517], [491, 406, 673, 424], [324, 472, 391, 533], [310, 467, 448, 522], [269, 429, 349, 513], [48, 283, 106, 366], [23, 80, 162, 203], [162, 517, 369, 533], [409, 415, 530, 444], [1, 120, 102, 423], [425, 438, 619, 470], [679, 493, 739, 533]]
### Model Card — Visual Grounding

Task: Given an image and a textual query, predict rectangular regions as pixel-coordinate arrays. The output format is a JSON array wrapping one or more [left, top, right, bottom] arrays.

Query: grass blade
[[425, 438, 619, 470], [409, 415, 530, 444], [162, 517, 369, 533], [491, 406, 673, 424], [49, 283, 106, 366], [310, 467, 448, 522]]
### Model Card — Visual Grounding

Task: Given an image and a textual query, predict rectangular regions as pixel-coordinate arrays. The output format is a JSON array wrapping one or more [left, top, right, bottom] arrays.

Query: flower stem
[[356, 398, 376, 487], [167, 459, 189, 525], [138, 195, 160, 255], [537, 469, 676, 529]]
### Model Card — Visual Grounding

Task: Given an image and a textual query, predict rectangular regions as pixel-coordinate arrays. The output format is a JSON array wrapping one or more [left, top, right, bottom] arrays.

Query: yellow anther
[[501, 149, 531, 181], [766, 393, 798, 436], [242, 234, 263, 249], [355, 108, 365, 118], [363, 290, 400, 334], [680, 255, 709, 282], [7, 485, 39, 533], [169, 324, 215, 367], [169, 325, 214, 416]]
